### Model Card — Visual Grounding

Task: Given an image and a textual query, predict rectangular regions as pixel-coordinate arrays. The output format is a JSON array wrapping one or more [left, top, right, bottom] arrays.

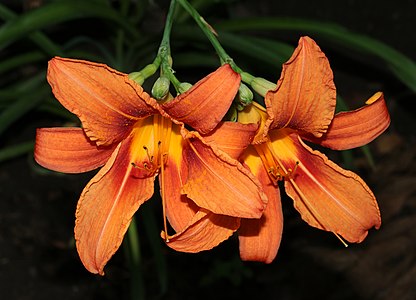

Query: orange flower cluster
[[34, 36, 390, 275]]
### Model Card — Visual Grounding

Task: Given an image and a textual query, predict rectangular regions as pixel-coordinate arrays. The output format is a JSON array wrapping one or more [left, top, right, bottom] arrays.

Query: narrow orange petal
[[163, 209, 240, 253], [269, 130, 381, 243], [239, 147, 283, 263], [34, 127, 115, 173], [264, 36, 336, 137], [304, 92, 391, 150], [75, 133, 155, 275], [161, 124, 199, 232], [181, 132, 267, 219], [162, 64, 241, 134], [202, 121, 258, 160], [47, 57, 157, 146]]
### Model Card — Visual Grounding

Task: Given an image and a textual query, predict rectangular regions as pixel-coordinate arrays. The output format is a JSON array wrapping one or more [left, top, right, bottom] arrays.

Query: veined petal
[[161, 123, 199, 232], [162, 64, 241, 134], [265, 36, 336, 137], [163, 209, 240, 253], [47, 57, 157, 146], [202, 121, 258, 160], [35, 127, 115, 173], [75, 128, 155, 275], [303, 92, 391, 150], [181, 131, 267, 219], [269, 130, 381, 243], [239, 146, 283, 263]]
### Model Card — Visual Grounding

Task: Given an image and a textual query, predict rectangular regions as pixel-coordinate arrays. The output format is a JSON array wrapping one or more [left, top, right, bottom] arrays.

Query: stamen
[[334, 232, 349, 248], [160, 151, 171, 242]]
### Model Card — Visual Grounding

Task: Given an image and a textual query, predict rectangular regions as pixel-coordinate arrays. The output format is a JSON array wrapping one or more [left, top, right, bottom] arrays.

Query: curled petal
[[162, 64, 241, 134], [239, 147, 283, 263], [163, 209, 240, 253], [269, 131, 381, 243], [202, 121, 258, 160], [47, 57, 157, 146], [265, 36, 336, 137], [303, 92, 391, 150], [34, 127, 115, 173], [75, 134, 155, 275], [181, 131, 267, 219]]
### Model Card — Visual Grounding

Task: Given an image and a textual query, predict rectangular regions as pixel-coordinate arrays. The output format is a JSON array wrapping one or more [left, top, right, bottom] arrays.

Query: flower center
[[254, 138, 299, 184], [130, 114, 173, 242], [130, 114, 172, 178]]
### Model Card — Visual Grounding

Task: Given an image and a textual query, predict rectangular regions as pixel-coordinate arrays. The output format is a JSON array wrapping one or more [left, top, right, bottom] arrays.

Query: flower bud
[[178, 82, 193, 94], [128, 63, 158, 85], [251, 77, 276, 97], [237, 83, 253, 108], [152, 76, 171, 100], [128, 72, 145, 85]]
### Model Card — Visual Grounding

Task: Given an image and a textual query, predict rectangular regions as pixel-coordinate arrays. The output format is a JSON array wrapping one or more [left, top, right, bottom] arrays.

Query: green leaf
[[0, 51, 46, 74], [0, 141, 34, 162], [217, 17, 416, 93], [218, 31, 293, 69], [0, 86, 48, 136], [0, 1, 139, 50]]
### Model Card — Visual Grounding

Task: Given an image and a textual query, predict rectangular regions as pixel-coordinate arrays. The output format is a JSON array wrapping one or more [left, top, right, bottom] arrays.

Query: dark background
[[1, 0, 415, 299]]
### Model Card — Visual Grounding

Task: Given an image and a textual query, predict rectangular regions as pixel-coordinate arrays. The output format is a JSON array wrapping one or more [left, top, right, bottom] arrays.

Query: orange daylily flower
[[34, 57, 267, 275], [162, 36, 390, 264], [238, 36, 390, 262]]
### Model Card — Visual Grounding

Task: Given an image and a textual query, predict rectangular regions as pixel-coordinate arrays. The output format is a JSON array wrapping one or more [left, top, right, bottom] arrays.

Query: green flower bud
[[251, 77, 276, 97], [238, 83, 253, 107], [152, 76, 170, 100], [178, 82, 193, 94], [140, 63, 158, 78], [128, 72, 145, 85], [128, 63, 158, 85]]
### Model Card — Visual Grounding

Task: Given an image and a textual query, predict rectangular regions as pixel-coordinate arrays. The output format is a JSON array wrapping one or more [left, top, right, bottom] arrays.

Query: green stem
[[176, 0, 238, 70], [126, 217, 145, 300], [157, 0, 182, 91]]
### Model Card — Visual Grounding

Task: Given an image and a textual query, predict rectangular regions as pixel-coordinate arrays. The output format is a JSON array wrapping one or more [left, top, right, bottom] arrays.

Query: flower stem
[[177, 0, 241, 72], [158, 0, 182, 91]]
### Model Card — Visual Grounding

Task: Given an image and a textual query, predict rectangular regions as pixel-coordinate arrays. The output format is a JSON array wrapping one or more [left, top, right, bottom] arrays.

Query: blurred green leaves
[[216, 17, 416, 93]]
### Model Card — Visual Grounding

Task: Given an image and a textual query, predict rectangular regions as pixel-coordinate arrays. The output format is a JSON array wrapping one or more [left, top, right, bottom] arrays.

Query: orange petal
[[163, 209, 240, 253], [34, 127, 115, 173], [181, 132, 267, 218], [303, 92, 391, 150], [75, 133, 155, 275], [269, 130, 381, 243], [160, 124, 199, 232], [47, 57, 157, 146], [264, 36, 336, 137], [239, 147, 283, 263], [202, 121, 258, 160], [162, 64, 241, 134]]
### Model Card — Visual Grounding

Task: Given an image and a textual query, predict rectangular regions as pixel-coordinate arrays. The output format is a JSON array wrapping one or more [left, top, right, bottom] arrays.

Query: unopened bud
[[178, 82, 193, 94], [128, 63, 158, 85], [152, 76, 170, 100], [238, 83, 253, 108], [251, 77, 276, 97], [128, 72, 145, 85]]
